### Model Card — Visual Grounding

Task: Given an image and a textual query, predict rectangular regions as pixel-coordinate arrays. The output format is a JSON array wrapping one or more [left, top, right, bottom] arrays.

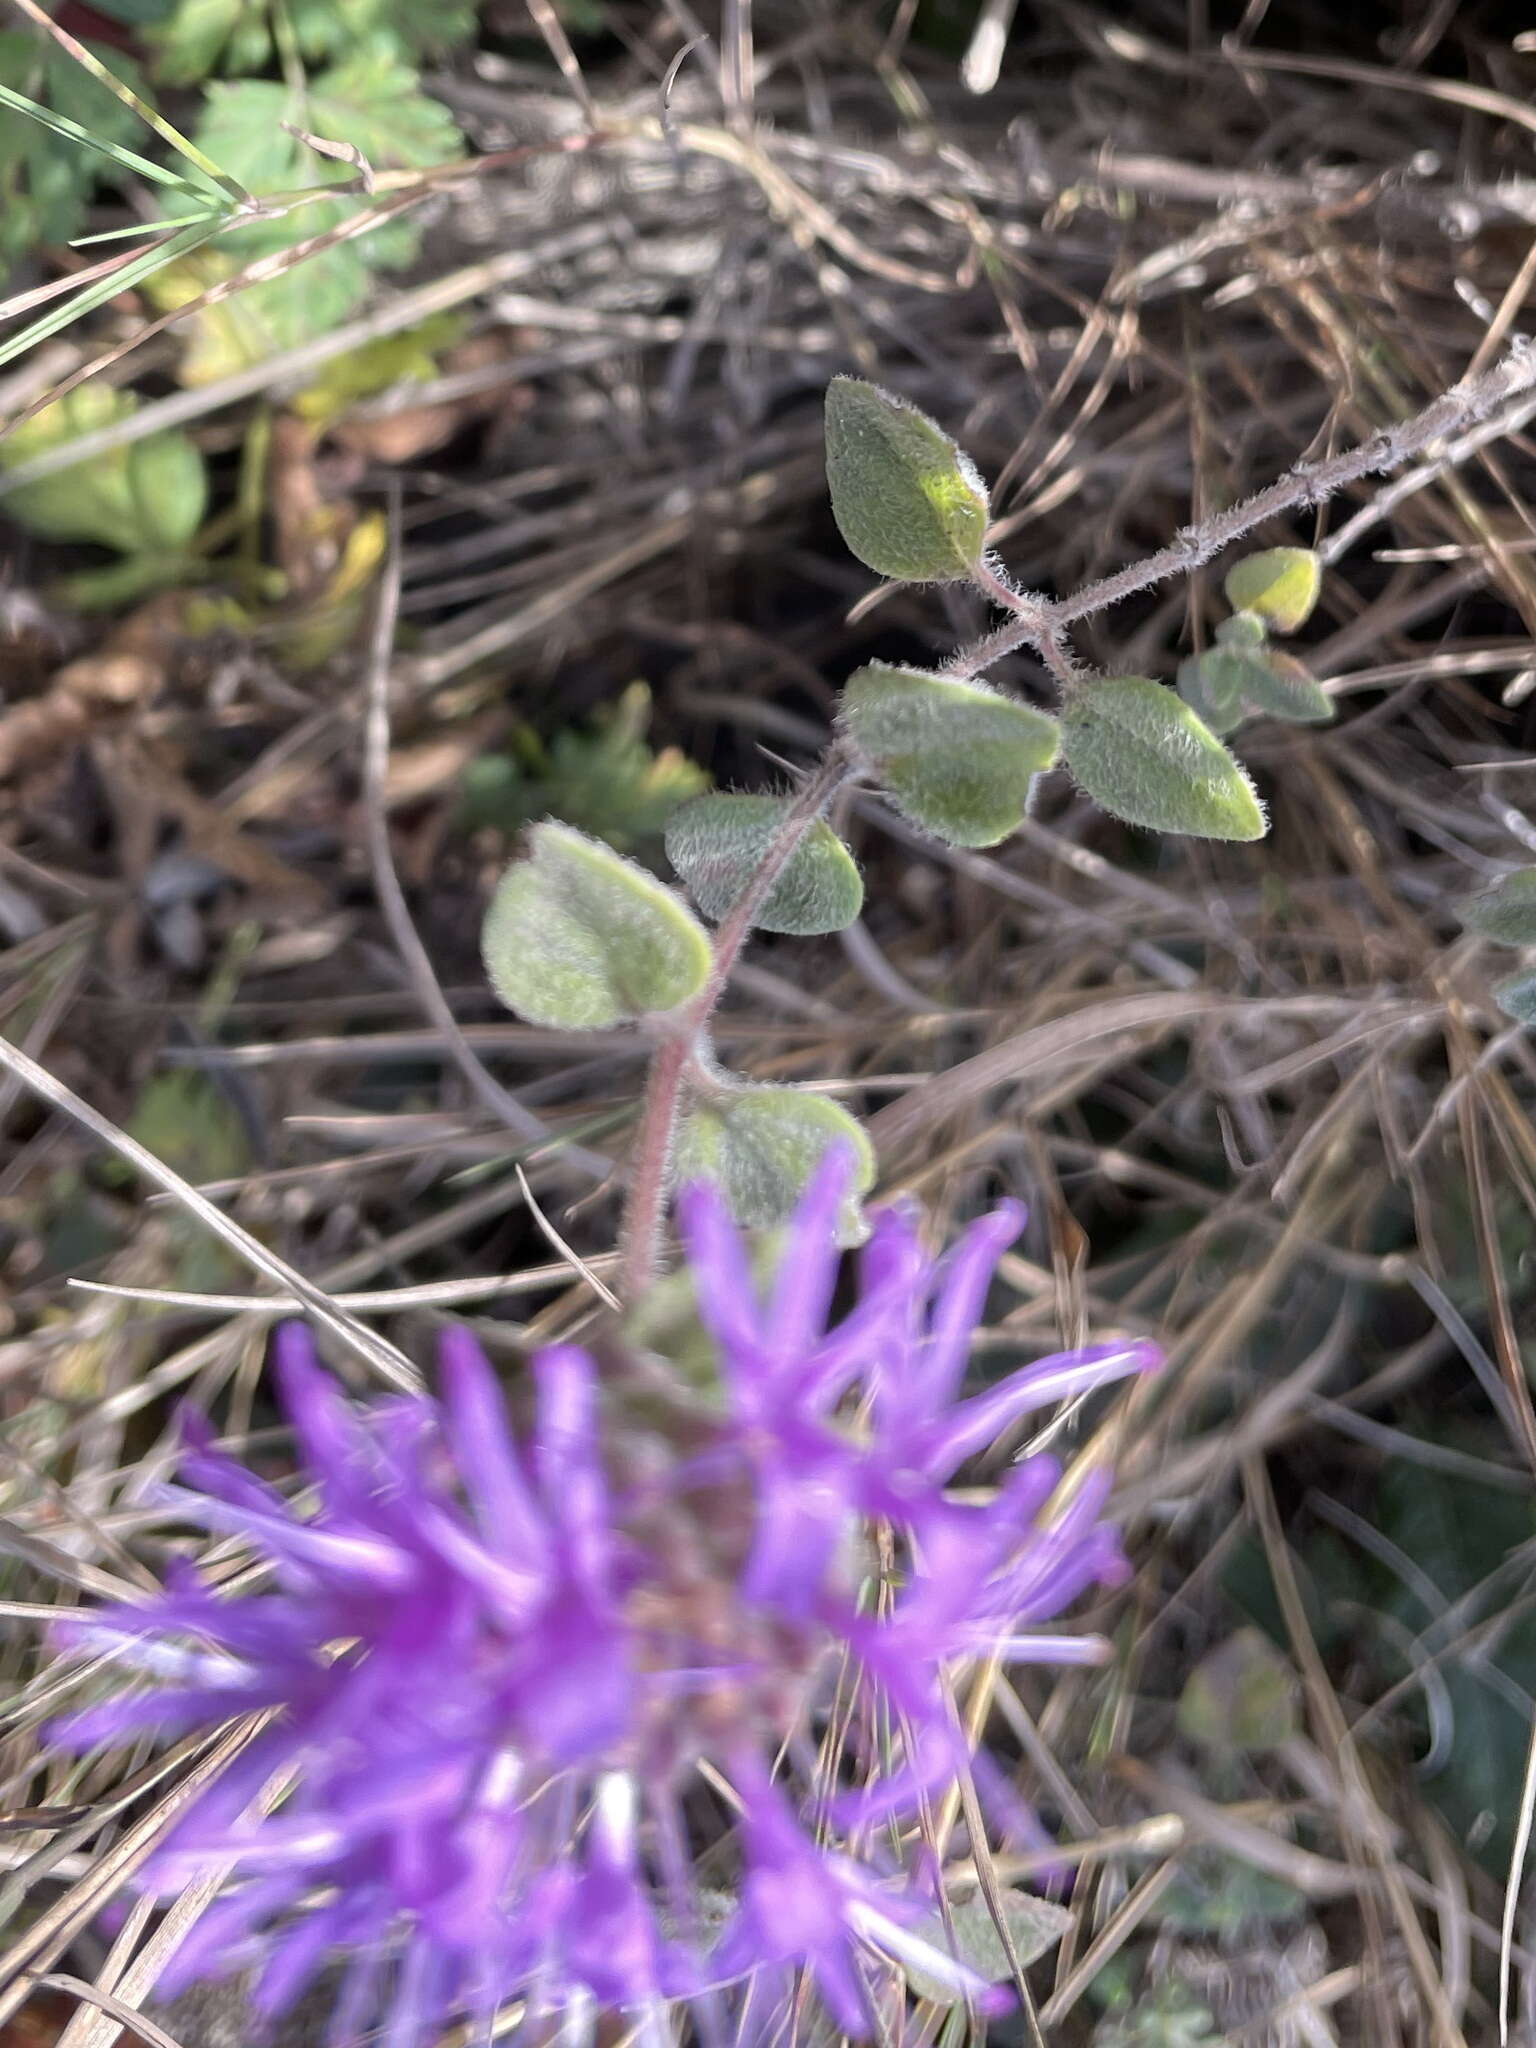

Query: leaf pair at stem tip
[[825, 376, 1305, 844]]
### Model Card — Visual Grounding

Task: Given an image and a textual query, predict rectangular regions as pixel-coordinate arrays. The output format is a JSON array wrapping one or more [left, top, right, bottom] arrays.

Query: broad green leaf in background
[[1371, 1462, 1536, 1867], [461, 685, 709, 855], [0, 32, 154, 276], [303, 51, 464, 177], [194, 54, 461, 262], [1174, 651, 1244, 737], [1495, 968, 1536, 1026], [1227, 1457, 1536, 1874], [147, 0, 260, 85], [824, 376, 989, 583], [839, 661, 1060, 846], [664, 794, 863, 936], [482, 824, 711, 1030], [123, 1071, 250, 1187], [148, 56, 463, 375], [291, 312, 466, 424], [0, 385, 207, 552], [148, 0, 477, 84], [1222, 547, 1322, 634], [674, 1087, 875, 1240], [1458, 867, 1536, 947], [1061, 676, 1266, 841], [288, 0, 478, 62], [144, 244, 372, 383], [1092, 1984, 1220, 2047], [1156, 1851, 1307, 1939], [87, 0, 177, 23], [900, 1891, 1072, 2005], [1176, 1628, 1300, 1754], [1237, 650, 1334, 724]]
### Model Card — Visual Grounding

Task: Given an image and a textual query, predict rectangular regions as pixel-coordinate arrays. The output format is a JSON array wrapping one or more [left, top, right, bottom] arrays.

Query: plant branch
[[951, 337, 1536, 678], [619, 752, 852, 1301], [967, 554, 1082, 688]]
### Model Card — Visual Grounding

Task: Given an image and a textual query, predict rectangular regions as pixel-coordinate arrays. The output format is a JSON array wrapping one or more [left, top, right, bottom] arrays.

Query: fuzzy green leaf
[[824, 376, 988, 583], [1222, 547, 1321, 634], [1495, 968, 1536, 1026], [675, 1087, 875, 1241], [1458, 868, 1536, 948], [664, 794, 863, 936], [1181, 644, 1332, 730], [840, 661, 1060, 846], [1174, 651, 1244, 738], [1213, 608, 1268, 652], [901, 1890, 1072, 2006], [481, 823, 711, 1029], [1061, 676, 1266, 841], [1238, 650, 1334, 725]]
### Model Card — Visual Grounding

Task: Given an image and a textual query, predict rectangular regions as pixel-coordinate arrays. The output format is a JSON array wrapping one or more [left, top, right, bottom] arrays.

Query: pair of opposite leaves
[[482, 823, 874, 1238], [824, 376, 1335, 844]]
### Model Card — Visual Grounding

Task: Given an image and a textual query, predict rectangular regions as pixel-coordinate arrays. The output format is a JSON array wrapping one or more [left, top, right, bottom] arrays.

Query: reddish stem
[[619, 754, 852, 1301]]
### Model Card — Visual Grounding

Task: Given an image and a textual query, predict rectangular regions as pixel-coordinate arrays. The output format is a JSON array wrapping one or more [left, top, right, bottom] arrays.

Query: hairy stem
[[619, 1031, 693, 1308], [967, 555, 1081, 688], [952, 337, 1536, 679], [619, 753, 853, 1300]]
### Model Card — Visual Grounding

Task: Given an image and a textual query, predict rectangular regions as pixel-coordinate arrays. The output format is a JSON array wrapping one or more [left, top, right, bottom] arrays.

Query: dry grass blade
[[4, 4, 1536, 2037], [360, 501, 609, 1176], [0, 1036, 417, 1389], [514, 1163, 619, 1311], [0, 223, 616, 491], [1502, 1709, 1536, 2042], [1, 187, 429, 424], [0, 1723, 255, 2023]]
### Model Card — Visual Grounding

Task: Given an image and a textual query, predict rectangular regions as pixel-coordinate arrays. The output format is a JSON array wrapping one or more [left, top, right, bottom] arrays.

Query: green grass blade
[[0, 217, 227, 381], [0, 80, 221, 198], [70, 211, 223, 247], [7, 0, 254, 207]]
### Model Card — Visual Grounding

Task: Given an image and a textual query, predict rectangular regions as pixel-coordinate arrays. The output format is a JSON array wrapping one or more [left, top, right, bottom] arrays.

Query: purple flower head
[[47, 1155, 1159, 2045]]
